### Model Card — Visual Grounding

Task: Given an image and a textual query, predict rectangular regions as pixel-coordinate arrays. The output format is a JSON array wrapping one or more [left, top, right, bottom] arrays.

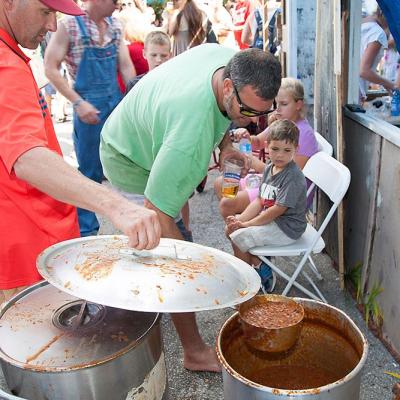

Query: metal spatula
[[119, 243, 192, 261]]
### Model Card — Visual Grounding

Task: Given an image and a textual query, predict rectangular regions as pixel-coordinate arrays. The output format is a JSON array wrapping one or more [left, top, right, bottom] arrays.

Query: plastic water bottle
[[391, 89, 400, 117], [239, 138, 252, 155], [246, 174, 261, 189]]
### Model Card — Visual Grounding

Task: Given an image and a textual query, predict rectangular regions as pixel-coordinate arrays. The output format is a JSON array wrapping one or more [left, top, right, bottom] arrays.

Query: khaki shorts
[[229, 222, 295, 253]]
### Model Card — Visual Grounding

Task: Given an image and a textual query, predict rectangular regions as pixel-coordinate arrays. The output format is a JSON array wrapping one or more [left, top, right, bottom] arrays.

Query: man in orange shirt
[[0, 0, 161, 304]]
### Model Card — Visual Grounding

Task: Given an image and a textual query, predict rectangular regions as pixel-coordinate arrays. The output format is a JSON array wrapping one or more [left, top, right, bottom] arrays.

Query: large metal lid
[[0, 282, 159, 371], [37, 236, 260, 313]]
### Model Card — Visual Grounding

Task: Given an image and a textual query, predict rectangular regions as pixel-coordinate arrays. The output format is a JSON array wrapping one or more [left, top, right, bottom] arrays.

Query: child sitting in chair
[[225, 119, 307, 293]]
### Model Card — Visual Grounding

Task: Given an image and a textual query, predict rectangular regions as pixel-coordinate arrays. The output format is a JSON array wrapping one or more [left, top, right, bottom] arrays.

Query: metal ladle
[[238, 294, 304, 353]]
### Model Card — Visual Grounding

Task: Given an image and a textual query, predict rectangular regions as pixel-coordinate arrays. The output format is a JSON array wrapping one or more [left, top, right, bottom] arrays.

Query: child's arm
[[249, 129, 269, 151], [237, 197, 263, 222], [225, 198, 262, 235], [250, 156, 266, 173], [232, 128, 268, 152], [167, 9, 181, 35], [226, 202, 286, 234], [241, 204, 287, 227]]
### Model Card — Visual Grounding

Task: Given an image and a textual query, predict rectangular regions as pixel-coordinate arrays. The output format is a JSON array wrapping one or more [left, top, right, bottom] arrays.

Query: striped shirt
[[60, 13, 123, 81]]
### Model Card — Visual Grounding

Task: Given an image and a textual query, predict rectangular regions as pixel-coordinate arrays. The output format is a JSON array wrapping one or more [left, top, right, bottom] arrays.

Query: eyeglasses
[[232, 81, 276, 117]]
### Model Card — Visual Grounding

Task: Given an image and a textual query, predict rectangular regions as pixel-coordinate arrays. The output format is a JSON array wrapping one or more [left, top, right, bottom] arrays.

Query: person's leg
[[0, 286, 28, 309], [219, 191, 251, 219], [181, 201, 190, 231], [45, 94, 53, 116], [213, 175, 223, 200], [170, 312, 221, 372], [44, 83, 56, 116], [175, 218, 193, 242], [73, 114, 103, 236], [231, 241, 253, 264]]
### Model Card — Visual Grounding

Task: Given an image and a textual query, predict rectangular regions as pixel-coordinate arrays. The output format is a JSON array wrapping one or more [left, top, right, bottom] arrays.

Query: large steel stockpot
[[0, 282, 167, 400], [217, 298, 368, 400]]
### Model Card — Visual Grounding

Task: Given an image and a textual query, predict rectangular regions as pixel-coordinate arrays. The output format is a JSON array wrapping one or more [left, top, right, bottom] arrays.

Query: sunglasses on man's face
[[232, 82, 276, 117]]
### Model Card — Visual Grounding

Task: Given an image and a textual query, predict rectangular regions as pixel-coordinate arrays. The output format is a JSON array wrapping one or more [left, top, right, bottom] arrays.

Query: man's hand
[[219, 149, 251, 177], [75, 100, 100, 125], [110, 203, 162, 250], [230, 128, 250, 143]]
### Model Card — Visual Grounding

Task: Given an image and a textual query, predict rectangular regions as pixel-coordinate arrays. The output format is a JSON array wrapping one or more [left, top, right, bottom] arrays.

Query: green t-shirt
[[100, 44, 234, 217]]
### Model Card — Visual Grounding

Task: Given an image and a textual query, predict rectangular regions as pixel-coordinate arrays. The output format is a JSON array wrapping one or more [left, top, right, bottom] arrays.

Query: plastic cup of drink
[[246, 173, 262, 189], [222, 159, 244, 198]]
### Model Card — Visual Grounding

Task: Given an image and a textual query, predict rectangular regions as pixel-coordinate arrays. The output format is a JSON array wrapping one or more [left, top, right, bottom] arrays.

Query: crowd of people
[[4, 0, 393, 379]]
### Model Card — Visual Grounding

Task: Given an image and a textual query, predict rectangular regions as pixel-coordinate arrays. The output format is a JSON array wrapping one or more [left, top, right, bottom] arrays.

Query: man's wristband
[[73, 98, 84, 109]]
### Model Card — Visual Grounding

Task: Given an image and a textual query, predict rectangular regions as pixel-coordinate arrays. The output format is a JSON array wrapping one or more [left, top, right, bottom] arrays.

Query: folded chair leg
[[258, 256, 324, 302], [301, 271, 327, 303], [307, 255, 323, 281], [281, 252, 310, 297]]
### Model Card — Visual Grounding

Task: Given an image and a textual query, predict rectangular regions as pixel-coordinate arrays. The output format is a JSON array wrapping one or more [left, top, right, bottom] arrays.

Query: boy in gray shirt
[[226, 119, 307, 292]]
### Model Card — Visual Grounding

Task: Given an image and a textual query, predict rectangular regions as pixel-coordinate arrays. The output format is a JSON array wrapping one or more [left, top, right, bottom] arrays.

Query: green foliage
[[345, 262, 363, 303], [345, 263, 384, 328], [364, 282, 384, 327], [148, 0, 166, 21]]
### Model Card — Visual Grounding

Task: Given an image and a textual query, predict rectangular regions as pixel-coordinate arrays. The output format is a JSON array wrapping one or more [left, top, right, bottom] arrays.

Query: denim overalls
[[73, 16, 122, 236]]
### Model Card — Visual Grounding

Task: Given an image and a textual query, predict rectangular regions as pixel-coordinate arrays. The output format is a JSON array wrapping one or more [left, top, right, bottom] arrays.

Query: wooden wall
[[284, 0, 316, 110], [313, 0, 340, 263], [344, 114, 400, 354]]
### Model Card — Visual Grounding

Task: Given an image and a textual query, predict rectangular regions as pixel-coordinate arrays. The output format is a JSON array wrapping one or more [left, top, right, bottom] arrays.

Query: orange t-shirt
[[232, 0, 251, 49], [0, 29, 80, 289]]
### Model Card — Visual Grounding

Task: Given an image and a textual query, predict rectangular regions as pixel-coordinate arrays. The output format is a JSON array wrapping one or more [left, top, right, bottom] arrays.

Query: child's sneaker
[[256, 262, 276, 293]]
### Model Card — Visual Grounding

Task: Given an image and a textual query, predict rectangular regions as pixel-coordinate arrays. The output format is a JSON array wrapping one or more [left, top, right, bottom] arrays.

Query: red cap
[[39, 0, 84, 16]]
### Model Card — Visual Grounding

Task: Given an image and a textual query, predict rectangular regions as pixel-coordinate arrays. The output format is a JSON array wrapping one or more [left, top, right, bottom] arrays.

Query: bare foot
[[183, 345, 222, 373]]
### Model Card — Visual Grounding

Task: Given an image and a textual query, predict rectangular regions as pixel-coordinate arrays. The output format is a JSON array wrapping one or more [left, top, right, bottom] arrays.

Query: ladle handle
[[72, 301, 87, 330]]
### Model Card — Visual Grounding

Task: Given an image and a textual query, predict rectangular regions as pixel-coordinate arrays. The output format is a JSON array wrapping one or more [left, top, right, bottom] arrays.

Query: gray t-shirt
[[259, 161, 307, 240]]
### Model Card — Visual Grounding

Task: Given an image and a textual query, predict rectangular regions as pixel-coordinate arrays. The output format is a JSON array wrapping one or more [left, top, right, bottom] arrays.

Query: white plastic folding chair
[[249, 152, 351, 302], [308, 133, 333, 206], [314, 131, 333, 156], [306, 132, 334, 277]]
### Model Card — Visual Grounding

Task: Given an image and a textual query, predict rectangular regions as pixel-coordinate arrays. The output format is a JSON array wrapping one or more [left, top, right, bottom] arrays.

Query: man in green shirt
[[100, 44, 281, 372]]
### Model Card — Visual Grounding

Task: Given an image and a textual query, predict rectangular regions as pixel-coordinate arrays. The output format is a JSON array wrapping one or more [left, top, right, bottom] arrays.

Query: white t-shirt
[[359, 21, 388, 99]]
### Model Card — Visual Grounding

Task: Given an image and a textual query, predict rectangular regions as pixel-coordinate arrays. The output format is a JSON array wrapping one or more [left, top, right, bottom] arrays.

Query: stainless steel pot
[[0, 282, 167, 400], [217, 298, 368, 400]]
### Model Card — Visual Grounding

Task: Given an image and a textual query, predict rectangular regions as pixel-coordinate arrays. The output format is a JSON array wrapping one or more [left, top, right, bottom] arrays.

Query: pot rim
[[216, 298, 369, 395], [0, 281, 161, 373]]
